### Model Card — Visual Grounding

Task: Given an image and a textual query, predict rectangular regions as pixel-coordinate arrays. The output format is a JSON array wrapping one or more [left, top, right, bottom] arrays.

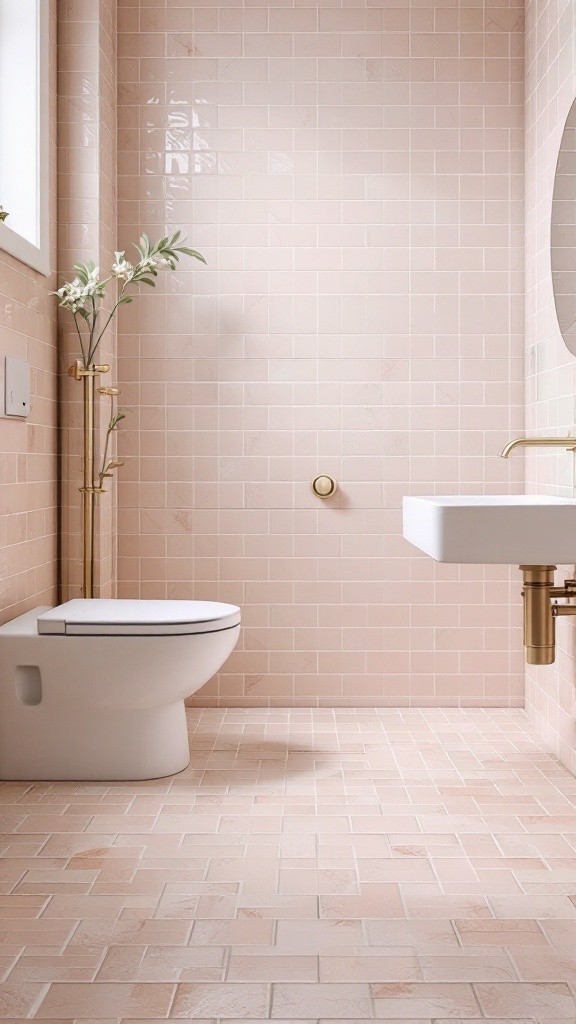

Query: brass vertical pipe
[[68, 360, 109, 599], [82, 370, 95, 599], [519, 565, 556, 665]]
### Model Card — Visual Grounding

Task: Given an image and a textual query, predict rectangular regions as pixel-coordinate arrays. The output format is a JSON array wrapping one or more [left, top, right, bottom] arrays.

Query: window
[[0, 0, 50, 275]]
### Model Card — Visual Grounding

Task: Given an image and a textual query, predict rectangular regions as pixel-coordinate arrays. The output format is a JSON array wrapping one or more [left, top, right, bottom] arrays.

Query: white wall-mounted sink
[[403, 495, 576, 565]]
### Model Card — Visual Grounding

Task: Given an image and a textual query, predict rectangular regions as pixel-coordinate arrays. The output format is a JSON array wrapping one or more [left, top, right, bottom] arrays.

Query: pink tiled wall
[[116, 1, 526, 707], [0, 1, 58, 623], [525, 0, 576, 773], [57, 0, 118, 599]]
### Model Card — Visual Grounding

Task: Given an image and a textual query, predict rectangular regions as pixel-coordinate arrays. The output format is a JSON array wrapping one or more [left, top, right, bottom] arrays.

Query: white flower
[[112, 251, 134, 281], [54, 266, 103, 311], [140, 254, 161, 271], [55, 277, 88, 312]]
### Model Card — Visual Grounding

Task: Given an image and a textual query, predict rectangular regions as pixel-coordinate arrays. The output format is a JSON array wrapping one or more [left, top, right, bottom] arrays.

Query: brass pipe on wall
[[519, 566, 556, 665], [501, 437, 576, 457], [68, 360, 110, 599], [500, 437, 576, 487], [82, 371, 95, 599]]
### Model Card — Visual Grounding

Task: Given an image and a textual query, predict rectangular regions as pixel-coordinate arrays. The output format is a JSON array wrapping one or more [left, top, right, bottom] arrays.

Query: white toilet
[[0, 598, 241, 781]]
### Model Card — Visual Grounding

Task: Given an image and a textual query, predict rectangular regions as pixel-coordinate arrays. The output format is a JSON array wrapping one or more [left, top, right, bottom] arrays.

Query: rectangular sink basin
[[403, 495, 576, 564]]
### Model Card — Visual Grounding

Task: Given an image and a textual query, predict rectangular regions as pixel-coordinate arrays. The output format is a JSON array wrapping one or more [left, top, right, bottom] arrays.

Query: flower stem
[[72, 313, 87, 366], [90, 282, 128, 363], [97, 400, 124, 489], [87, 296, 99, 364], [98, 416, 113, 490]]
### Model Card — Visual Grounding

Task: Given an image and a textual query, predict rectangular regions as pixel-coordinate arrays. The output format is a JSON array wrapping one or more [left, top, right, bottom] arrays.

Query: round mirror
[[551, 98, 576, 355]]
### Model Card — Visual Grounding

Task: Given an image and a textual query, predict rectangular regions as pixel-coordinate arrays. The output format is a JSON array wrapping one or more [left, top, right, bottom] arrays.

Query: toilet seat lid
[[37, 599, 241, 636]]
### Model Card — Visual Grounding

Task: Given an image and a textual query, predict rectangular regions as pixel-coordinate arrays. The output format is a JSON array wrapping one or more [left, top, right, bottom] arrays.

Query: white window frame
[[0, 0, 50, 276]]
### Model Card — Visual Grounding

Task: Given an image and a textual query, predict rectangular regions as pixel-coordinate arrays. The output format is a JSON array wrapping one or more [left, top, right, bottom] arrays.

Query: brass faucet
[[501, 435, 576, 665], [500, 436, 576, 458], [501, 436, 576, 489]]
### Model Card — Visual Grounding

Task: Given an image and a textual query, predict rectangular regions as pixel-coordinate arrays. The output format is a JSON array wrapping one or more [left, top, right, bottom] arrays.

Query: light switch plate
[[4, 356, 31, 417]]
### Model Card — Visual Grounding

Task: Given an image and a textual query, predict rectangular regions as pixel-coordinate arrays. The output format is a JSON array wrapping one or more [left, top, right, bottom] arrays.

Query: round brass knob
[[312, 474, 337, 498]]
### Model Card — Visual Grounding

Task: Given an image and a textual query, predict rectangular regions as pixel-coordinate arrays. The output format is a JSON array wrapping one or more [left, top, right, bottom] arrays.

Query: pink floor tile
[[0, 980, 47, 1018], [320, 884, 406, 919], [370, 981, 479, 1018], [35, 981, 175, 1018], [418, 953, 518, 982], [227, 956, 318, 982], [271, 982, 372, 1017], [454, 919, 548, 945], [275, 918, 364, 952], [475, 981, 576, 1018], [171, 982, 269, 1017], [319, 955, 420, 982], [190, 920, 275, 947], [510, 947, 576, 982]]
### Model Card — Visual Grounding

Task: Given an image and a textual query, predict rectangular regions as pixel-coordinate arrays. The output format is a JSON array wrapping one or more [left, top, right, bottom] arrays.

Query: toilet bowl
[[0, 598, 241, 781]]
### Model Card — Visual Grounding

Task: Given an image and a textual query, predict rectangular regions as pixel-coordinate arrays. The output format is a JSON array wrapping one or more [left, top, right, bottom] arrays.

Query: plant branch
[[72, 312, 87, 365], [97, 394, 125, 490], [87, 296, 99, 364], [90, 282, 128, 363]]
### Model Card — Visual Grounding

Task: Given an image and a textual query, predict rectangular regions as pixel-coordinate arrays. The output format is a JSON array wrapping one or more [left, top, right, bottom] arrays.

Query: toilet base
[[0, 701, 191, 781], [0, 606, 240, 782]]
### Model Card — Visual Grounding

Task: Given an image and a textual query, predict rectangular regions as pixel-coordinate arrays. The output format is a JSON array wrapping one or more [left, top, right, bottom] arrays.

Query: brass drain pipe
[[519, 566, 556, 664], [520, 565, 576, 665]]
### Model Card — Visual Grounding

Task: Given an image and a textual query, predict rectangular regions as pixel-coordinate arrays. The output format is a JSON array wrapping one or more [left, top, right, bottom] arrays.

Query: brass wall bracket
[[67, 360, 111, 381], [520, 565, 576, 664]]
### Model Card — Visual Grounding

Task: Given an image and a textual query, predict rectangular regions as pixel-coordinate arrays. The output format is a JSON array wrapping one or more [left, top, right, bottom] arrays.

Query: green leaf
[[179, 247, 207, 263], [73, 263, 89, 284]]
